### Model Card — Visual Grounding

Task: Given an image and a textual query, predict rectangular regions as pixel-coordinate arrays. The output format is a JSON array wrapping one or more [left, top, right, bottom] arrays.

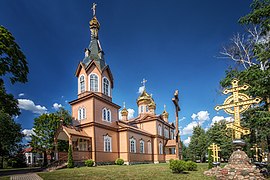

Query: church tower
[[70, 3, 120, 126]]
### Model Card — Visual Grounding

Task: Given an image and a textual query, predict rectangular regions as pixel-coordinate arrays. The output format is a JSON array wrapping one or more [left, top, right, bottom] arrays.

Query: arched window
[[104, 135, 112, 152], [164, 128, 169, 138], [79, 75, 85, 93], [140, 106, 143, 113], [78, 108, 86, 120], [28, 156, 31, 164], [107, 109, 111, 122], [102, 108, 107, 120], [148, 141, 152, 154], [103, 77, 110, 96], [130, 138, 136, 153], [139, 140, 144, 153], [90, 73, 99, 92], [159, 142, 163, 155], [158, 124, 162, 136], [146, 106, 149, 112]]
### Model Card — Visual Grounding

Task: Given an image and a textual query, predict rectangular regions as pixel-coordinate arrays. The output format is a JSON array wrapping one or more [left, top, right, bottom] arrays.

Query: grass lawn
[[38, 163, 214, 180]]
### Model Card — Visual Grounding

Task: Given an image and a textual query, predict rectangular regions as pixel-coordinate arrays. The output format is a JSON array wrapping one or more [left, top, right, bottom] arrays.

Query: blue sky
[[1, 0, 252, 145]]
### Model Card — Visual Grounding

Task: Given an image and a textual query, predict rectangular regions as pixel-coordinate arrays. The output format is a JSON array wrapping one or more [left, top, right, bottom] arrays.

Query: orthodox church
[[55, 5, 180, 165]]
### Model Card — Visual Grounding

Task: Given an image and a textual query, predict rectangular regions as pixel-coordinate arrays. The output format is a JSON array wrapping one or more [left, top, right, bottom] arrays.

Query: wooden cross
[[250, 144, 261, 161], [172, 90, 181, 159], [208, 143, 221, 162], [215, 79, 262, 139]]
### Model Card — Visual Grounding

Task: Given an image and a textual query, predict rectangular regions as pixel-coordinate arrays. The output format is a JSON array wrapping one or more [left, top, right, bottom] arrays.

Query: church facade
[[55, 8, 180, 165]]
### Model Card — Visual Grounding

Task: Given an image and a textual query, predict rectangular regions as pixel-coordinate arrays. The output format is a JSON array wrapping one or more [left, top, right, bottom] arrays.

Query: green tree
[[30, 108, 72, 166], [206, 120, 233, 161], [188, 126, 207, 162], [208, 149, 213, 169], [67, 145, 74, 168], [0, 111, 23, 168]]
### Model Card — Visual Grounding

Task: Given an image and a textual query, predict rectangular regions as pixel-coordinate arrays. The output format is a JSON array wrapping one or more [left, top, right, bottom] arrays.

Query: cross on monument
[[215, 79, 262, 140], [208, 143, 221, 162], [250, 144, 261, 162], [172, 90, 181, 159], [141, 78, 147, 88], [91, 3, 97, 16]]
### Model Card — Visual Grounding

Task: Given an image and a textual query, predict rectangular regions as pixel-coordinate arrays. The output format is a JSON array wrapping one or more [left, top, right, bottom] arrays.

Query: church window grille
[[102, 108, 111, 122], [107, 109, 111, 122], [103, 77, 110, 96], [90, 74, 99, 92], [79, 75, 85, 93], [140, 140, 144, 153], [78, 108, 86, 120], [130, 138, 136, 153], [159, 142, 163, 155], [104, 135, 112, 152]]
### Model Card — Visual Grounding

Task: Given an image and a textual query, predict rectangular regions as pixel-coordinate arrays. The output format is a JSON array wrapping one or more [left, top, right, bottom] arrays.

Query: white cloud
[[18, 93, 25, 97], [211, 116, 234, 125], [53, 103, 63, 110], [183, 137, 191, 146], [18, 99, 47, 114], [138, 86, 145, 94], [179, 117, 186, 122], [191, 111, 210, 122], [22, 128, 35, 141], [181, 121, 198, 135], [119, 108, 135, 120]]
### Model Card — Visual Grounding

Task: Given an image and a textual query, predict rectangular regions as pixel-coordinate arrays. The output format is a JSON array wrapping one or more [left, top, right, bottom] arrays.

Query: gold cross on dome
[[215, 79, 262, 139], [91, 3, 97, 16], [141, 78, 147, 87]]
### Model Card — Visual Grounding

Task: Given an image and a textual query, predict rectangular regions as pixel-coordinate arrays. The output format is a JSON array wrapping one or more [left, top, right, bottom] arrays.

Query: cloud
[[191, 111, 210, 122], [22, 128, 35, 141], [119, 108, 135, 120], [183, 137, 191, 146], [211, 116, 234, 125], [179, 117, 186, 122], [18, 99, 47, 114], [138, 86, 145, 94], [53, 103, 63, 110], [181, 121, 198, 135], [18, 93, 25, 97]]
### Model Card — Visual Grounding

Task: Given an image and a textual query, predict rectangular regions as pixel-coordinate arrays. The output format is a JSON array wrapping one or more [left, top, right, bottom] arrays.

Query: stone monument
[[204, 79, 265, 179]]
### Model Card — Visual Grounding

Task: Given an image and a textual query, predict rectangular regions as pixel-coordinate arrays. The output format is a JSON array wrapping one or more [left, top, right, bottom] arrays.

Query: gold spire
[[121, 102, 128, 116]]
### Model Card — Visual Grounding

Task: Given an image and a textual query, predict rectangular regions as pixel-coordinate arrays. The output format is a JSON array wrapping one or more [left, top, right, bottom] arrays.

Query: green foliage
[[169, 160, 186, 173], [67, 145, 74, 168], [208, 149, 213, 169], [115, 158, 124, 165], [85, 159, 95, 167], [206, 120, 233, 161], [186, 161, 197, 171], [0, 111, 23, 168], [30, 107, 72, 166], [188, 126, 207, 162]]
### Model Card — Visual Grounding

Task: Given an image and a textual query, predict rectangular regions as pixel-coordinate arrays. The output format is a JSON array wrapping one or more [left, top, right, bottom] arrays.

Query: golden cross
[[208, 143, 221, 162], [250, 144, 261, 161], [215, 79, 262, 139]]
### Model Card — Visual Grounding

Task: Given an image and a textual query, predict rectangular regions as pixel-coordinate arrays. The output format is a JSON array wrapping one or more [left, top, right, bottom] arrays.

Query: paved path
[[10, 173, 43, 180]]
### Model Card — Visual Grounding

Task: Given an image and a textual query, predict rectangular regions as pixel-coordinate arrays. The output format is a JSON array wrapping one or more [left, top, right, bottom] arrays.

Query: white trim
[[102, 77, 110, 96], [130, 138, 136, 153], [104, 135, 112, 152], [89, 73, 99, 92]]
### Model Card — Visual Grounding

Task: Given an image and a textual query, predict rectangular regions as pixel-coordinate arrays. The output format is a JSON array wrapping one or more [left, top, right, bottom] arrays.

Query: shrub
[[208, 149, 213, 169], [85, 159, 95, 167], [67, 145, 74, 168], [115, 158, 124, 165], [186, 161, 197, 171], [169, 159, 186, 173]]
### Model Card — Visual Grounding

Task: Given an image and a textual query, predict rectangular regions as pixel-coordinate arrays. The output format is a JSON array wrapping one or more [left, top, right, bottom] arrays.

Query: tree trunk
[[266, 97, 270, 112], [43, 151, 48, 167], [0, 156, 3, 169]]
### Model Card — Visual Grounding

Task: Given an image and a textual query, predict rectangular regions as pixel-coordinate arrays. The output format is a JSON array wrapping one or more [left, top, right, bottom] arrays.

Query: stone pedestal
[[204, 150, 265, 180]]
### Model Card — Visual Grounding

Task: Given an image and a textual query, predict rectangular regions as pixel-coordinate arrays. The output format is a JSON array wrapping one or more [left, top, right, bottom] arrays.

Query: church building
[[55, 5, 180, 165]]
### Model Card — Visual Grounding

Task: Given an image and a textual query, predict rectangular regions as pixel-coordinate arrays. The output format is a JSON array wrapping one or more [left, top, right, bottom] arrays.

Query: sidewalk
[[10, 173, 43, 180]]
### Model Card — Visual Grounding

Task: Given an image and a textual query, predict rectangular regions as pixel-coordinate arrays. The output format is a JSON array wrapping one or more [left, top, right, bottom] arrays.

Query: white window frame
[[78, 107, 86, 120], [78, 139, 87, 151], [89, 73, 99, 92], [104, 135, 112, 152], [147, 141, 152, 154], [159, 142, 163, 155], [130, 138, 136, 153], [79, 74, 85, 93], [102, 108, 112, 122], [158, 124, 162, 136], [107, 109, 111, 122], [102, 77, 110, 96], [139, 140, 145, 153]]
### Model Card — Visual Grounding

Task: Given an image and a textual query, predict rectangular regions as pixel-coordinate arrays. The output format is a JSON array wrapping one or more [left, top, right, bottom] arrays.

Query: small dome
[[121, 107, 128, 116], [89, 16, 100, 30], [162, 109, 169, 118]]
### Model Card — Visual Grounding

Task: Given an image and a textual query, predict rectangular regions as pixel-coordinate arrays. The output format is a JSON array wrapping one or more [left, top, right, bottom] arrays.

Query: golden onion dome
[[162, 109, 169, 118], [89, 16, 100, 30], [136, 90, 152, 104], [121, 107, 128, 116]]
